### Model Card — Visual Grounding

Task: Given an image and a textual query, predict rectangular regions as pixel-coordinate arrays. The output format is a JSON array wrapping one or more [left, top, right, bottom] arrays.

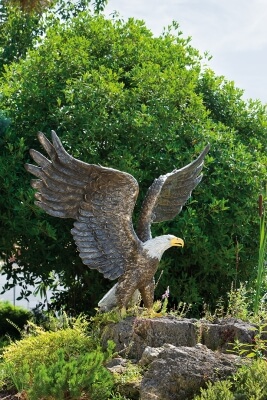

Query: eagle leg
[[139, 281, 155, 309], [116, 281, 140, 310]]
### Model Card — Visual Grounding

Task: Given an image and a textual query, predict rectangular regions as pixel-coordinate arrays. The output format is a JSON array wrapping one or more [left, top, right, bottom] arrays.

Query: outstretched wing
[[25, 131, 141, 280], [136, 144, 210, 241]]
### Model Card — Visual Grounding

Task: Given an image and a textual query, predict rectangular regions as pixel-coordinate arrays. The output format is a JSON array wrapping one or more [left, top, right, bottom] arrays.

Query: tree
[[0, 0, 107, 72], [0, 12, 266, 314], [0, 1, 42, 70]]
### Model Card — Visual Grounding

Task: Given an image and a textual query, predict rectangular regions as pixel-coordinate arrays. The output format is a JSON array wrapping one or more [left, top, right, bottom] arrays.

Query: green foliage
[[197, 308, 267, 400], [151, 286, 192, 318], [26, 348, 114, 400], [226, 283, 251, 321], [0, 300, 32, 338], [254, 189, 267, 314], [234, 359, 267, 399], [0, 110, 10, 137], [113, 361, 142, 398], [195, 359, 267, 400], [202, 283, 248, 323], [1, 315, 115, 399], [194, 380, 234, 400], [0, 10, 266, 314], [2, 315, 92, 369], [0, 1, 42, 71], [229, 318, 267, 361], [0, 336, 9, 353], [0, 0, 106, 73]]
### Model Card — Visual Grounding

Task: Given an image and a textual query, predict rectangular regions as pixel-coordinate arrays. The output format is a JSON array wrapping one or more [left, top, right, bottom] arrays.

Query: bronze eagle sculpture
[[25, 131, 209, 313]]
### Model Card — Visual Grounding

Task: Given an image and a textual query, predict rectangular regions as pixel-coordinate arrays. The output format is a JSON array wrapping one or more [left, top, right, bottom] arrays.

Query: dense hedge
[[0, 300, 32, 338]]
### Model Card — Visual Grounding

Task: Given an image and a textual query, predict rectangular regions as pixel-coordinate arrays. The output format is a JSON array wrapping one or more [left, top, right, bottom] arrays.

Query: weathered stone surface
[[102, 316, 258, 360], [200, 318, 256, 352], [106, 356, 128, 374], [102, 316, 257, 399], [139, 346, 163, 366], [102, 316, 198, 360], [139, 343, 240, 400]]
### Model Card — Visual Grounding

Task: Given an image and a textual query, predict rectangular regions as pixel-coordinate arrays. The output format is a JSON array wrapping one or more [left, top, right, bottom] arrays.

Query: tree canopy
[[0, 4, 266, 314]]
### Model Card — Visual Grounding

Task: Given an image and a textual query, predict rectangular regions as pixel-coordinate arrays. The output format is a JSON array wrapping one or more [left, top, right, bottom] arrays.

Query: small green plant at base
[[127, 287, 171, 318], [112, 361, 142, 399], [233, 359, 267, 399], [194, 359, 267, 399], [194, 380, 234, 400], [203, 296, 226, 321], [151, 286, 191, 318], [159, 286, 169, 315], [229, 320, 267, 361], [202, 282, 251, 322], [90, 308, 121, 328], [2, 359, 31, 394], [114, 361, 142, 386], [169, 301, 192, 318], [226, 282, 251, 321]]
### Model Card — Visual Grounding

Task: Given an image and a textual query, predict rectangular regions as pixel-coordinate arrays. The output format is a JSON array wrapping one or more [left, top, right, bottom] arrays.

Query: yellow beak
[[171, 237, 184, 247]]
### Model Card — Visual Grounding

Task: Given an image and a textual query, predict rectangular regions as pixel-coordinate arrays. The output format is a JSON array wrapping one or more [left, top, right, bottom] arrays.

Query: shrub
[[194, 380, 234, 400], [27, 347, 114, 400], [1, 315, 115, 399], [0, 300, 32, 338], [194, 359, 267, 400]]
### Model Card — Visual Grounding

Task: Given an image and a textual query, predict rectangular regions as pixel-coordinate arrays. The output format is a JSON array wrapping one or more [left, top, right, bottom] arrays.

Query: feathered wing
[[25, 131, 141, 280], [137, 144, 210, 241]]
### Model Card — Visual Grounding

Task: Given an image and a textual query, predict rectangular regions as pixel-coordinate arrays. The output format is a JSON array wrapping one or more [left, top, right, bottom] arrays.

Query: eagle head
[[143, 234, 184, 260]]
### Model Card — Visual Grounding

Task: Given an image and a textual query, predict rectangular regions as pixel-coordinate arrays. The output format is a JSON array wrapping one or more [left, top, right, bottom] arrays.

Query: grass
[[254, 189, 267, 314]]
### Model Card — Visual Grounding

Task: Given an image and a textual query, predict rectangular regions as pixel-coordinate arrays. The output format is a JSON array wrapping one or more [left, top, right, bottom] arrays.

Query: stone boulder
[[200, 317, 256, 352], [102, 316, 257, 399], [102, 316, 198, 360], [140, 343, 240, 400]]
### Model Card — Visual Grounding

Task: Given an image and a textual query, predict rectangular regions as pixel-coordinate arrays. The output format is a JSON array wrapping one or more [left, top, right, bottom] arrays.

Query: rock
[[140, 343, 240, 400], [102, 316, 257, 399], [105, 356, 128, 374], [102, 316, 197, 360], [200, 317, 256, 352], [139, 346, 163, 366]]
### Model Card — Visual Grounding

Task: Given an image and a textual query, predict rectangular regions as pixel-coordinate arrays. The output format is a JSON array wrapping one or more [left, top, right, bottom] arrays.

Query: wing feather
[[25, 131, 141, 280], [137, 144, 210, 241]]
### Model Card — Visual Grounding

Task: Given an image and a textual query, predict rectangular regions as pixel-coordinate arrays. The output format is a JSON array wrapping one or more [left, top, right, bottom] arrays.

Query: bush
[[0, 300, 32, 338], [194, 380, 234, 400], [194, 359, 267, 400], [1, 315, 115, 399]]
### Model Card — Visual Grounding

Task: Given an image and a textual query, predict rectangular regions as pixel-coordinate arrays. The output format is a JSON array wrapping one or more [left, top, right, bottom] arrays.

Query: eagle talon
[[119, 306, 127, 319]]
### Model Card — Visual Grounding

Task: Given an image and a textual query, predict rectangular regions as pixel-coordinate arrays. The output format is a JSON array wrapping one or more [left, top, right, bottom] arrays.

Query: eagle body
[[116, 235, 180, 309], [25, 131, 209, 311]]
